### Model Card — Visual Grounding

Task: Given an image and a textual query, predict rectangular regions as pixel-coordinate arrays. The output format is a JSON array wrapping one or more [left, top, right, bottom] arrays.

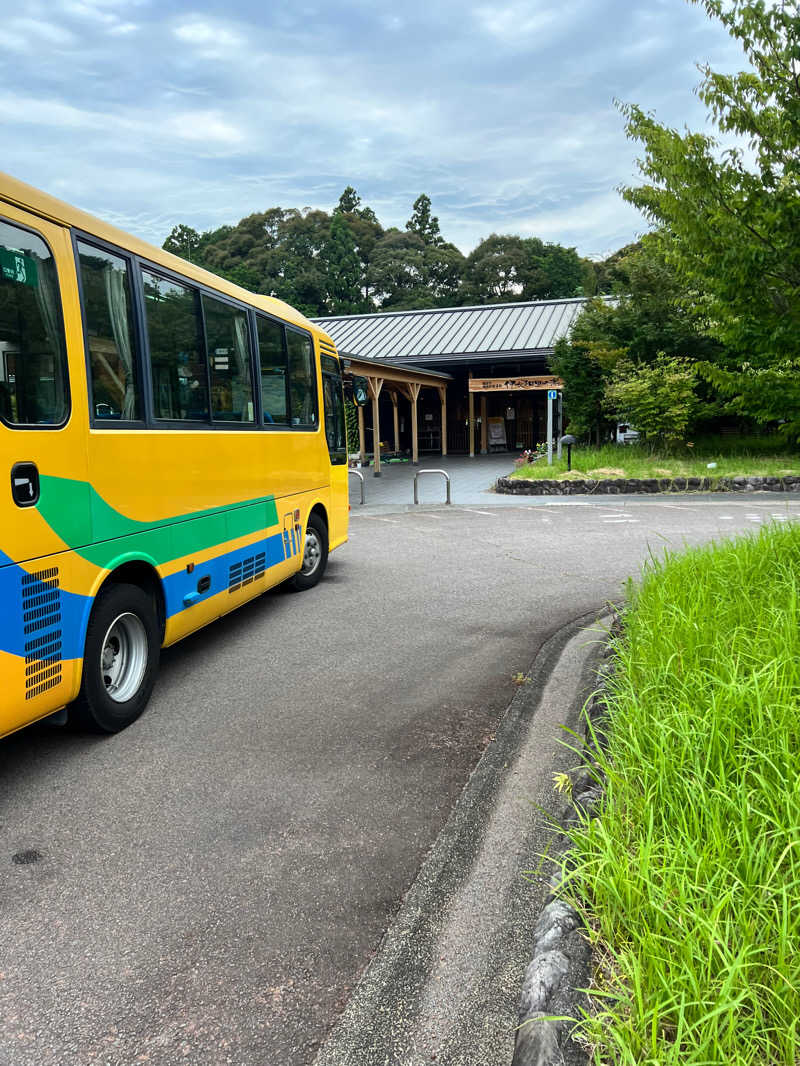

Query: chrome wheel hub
[[100, 612, 147, 703], [302, 529, 321, 575]]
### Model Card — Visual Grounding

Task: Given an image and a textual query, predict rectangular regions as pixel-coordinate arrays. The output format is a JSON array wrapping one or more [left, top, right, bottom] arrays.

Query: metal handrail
[[348, 468, 365, 505], [413, 469, 451, 505]]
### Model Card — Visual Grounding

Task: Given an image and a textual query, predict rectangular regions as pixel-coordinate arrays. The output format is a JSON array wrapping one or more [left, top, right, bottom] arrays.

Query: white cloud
[[162, 110, 246, 146], [173, 17, 244, 55], [471, 1, 577, 47], [0, 0, 751, 260]]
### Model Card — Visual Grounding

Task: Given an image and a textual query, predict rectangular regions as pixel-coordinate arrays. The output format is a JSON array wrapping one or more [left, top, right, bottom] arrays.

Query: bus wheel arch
[[291, 506, 329, 592], [100, 560, 167, 642], [72, 561, 165, 733]]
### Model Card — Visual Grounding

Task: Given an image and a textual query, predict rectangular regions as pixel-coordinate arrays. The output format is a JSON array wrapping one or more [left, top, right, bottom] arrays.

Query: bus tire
[[72, 582, 160, 733], [290, 512, 328, 591]]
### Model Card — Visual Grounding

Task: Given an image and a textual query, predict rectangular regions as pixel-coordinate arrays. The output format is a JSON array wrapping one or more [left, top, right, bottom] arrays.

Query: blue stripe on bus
[[161, 531, 287, 618], [0, 529, 291, 661], [0, 550, 91, 660]]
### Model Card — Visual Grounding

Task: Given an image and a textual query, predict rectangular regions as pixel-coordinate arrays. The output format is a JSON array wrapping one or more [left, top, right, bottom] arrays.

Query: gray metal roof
[[313, 297, 604, 364]]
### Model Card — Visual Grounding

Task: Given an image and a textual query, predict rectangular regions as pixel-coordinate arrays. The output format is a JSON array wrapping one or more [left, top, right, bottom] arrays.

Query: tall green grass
[[566, 523, 800, 1065], [511, 437, 799, 481]]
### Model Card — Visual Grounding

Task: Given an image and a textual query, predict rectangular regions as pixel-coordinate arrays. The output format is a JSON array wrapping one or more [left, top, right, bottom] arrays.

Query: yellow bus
[[0, 173, 349, 737]]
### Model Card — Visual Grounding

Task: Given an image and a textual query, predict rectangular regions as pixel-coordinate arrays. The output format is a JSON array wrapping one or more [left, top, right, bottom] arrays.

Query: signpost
[[546, 389, 558, 465]]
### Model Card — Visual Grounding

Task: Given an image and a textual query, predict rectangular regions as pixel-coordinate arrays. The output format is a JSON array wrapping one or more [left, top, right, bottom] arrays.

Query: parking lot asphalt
[[2, 496, 799, 1065]]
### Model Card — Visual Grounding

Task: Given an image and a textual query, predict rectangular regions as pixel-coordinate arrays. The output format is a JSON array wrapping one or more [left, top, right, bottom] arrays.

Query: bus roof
[[0, 170, 332, 344]]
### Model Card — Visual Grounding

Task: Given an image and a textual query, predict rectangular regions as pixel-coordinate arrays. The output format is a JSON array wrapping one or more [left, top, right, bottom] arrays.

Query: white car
[[616, 423, 640, 444]]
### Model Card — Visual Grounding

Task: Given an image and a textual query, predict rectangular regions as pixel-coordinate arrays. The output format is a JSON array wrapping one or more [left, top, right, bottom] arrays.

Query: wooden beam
[[439, 386, 448, 456], [402, 382, 421, 465], [480, 394, 488, 455], [369, 377, 384, 476], [357, 404, 366, 465], [391, 390, 400, 453], [347, 359, 448, 389], [468, 372, 475, 458]]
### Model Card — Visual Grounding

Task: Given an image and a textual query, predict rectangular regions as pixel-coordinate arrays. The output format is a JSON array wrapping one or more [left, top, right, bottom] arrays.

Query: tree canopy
[[163, 190, 613, 317], [619, 0, 800, 436]]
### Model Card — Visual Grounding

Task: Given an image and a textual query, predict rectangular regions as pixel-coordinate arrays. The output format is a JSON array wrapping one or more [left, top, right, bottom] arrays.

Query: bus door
[[0, 206, 90, 732]]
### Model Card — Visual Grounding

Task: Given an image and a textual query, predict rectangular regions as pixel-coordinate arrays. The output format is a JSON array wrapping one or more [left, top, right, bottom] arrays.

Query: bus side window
[[202, 294, 254, 423], [286, 329, 317, 428], [0, 219, 70, 426], [77, 241, 140, 421], [141, 269, 209, 422], [256, 315, 289, 426]]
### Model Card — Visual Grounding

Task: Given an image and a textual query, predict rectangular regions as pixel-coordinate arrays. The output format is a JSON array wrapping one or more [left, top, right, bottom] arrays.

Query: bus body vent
[[228, 551, 267, 593], [21, 567, 63, 700]]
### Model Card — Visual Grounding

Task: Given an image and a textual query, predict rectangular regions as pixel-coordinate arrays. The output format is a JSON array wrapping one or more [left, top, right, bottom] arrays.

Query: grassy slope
[[511, 438, 800, 482], [566, 523, 800, 1065]]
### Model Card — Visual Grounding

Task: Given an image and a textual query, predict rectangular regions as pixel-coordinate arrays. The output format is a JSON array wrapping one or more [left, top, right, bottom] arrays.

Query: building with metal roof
[[312, 297, 602, 465], [313, 297, 595, 369]]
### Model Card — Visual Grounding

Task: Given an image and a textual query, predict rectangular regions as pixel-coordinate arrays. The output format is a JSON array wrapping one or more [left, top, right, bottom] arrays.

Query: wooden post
[[368, 377, 384, 476], [439, 386, 448, 456], [480, 395, 488, 454], [468, 372, 475, 458], [391, 391, 400, 453], [357, 404, 366, 466], [404, 382, 421, 465]]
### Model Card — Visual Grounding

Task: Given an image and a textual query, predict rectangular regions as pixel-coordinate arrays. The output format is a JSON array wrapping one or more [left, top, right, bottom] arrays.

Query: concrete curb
[[312, 610, 610, 1066], [496, 474, 800, 496], [511, 620, 620, 1066]]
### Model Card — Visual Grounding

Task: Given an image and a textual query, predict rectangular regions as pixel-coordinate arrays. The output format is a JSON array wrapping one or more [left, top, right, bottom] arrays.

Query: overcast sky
[[3, 0, 744, 259]]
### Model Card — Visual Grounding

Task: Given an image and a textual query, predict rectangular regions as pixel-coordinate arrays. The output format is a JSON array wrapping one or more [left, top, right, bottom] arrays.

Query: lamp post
[[560, 434, 577, 471]]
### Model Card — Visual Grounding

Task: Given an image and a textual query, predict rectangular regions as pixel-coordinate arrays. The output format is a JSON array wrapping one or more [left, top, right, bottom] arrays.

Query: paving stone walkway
[[349, 454, 519, 510]]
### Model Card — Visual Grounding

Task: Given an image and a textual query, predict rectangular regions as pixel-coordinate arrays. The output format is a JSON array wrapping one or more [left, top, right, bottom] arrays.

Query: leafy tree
[[370, 229, 430, 309], [335, 186, 363, 216], [423, 241, 465, 305], [462, 234, 529, 302], [555, 241, 722, 440], [571, 241, 721, 365], [333, 187, 383, 303], [163, 224, 201, 261], [591, 242, 642, 294], [529, 243, 589, 299], [323, 213, 365, 314], [619, 0, 800, 435], [406, 194, 443, 246], [605, 355, 699, 449], [551, 335, 622, 444]]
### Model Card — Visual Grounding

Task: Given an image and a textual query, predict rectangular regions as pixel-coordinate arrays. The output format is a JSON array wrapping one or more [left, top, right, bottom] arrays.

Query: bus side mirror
[[352, 376, 369, 406]]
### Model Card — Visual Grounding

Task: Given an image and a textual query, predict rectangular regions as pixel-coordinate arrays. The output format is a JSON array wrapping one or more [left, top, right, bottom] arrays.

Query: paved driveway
[[2, 496, 798, 1064], [349, 454, 514, 508]]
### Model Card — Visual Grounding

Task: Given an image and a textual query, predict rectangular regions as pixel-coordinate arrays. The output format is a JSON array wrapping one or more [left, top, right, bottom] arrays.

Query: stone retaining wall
[[497, 474, 800, 496]]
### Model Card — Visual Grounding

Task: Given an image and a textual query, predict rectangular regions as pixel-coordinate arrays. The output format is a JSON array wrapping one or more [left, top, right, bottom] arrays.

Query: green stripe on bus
[[37, 476, 279, 569]]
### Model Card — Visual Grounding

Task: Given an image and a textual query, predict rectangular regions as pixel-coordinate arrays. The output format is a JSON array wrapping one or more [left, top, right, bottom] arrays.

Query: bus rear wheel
[[72, 582, 160, 733], [290, 512, 328, 591]]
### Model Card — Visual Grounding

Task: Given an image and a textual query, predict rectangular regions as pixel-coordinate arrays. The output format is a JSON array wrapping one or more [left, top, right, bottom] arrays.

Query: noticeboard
[[468, 375, 562, 393]]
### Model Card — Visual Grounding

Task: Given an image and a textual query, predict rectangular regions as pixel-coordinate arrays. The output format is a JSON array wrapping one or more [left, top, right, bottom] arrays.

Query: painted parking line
[[461, 508, 498, 517]]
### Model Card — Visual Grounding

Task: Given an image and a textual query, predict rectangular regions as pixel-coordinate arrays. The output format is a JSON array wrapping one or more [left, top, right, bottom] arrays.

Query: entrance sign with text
[[468, 375, 563, 393]]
